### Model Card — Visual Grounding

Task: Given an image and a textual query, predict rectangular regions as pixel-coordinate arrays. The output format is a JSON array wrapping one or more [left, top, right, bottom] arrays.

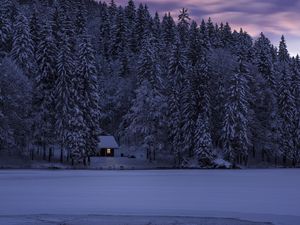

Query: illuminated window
[[107, 149, 111, 154]]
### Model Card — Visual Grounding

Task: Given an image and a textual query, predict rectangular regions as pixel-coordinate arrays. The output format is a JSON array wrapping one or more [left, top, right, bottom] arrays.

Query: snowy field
[[0, 169, 299, 225]]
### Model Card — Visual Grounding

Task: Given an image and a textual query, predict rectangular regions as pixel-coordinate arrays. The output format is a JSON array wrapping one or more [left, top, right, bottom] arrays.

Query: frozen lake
[[0, 169, 299, 225]]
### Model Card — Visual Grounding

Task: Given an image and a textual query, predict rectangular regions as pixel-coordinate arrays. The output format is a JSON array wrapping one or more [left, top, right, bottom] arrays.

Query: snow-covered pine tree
[[220, 22, 233, 49], [277, 36, 296, 166], [188, 19, 211, 67], [110, 6, 128, 58], [161, 13, 176, 50], [29, 9, 42, 57], [192, 57, 213, 161], [75, 34, 101, 160], [122, 80, 166, 161], [125, 0, 136, 29], [63, 14, 76, 53], [118, 46, 132, 78], [121, 32, 165, 161], [278, 35, 289, 63], [221, 59, 250, 166], [290, 57, 300, 166], [98, 4, 111, 59], [151, 12, 161, 46], [232, 29, 253, 62], [51, 2, 64, 48], [278, 66, 295, 165], [254, 33, 277, 90], [137, 33, 161, 88], [177, 8, 190, 48], [167, 36, 188, 166], [208, 48, 232, 148], [0, 3, 12, 53], [0, 71, 11, 153], [0, 57, 32, 154], [0, 86, 12, 152], [11, 13, 35, 78], [187, 21, 201, 65], [199, 19, 210, 49], [108, 0, 118, 19], [196, 58, 211, 117], [253, 33, 280, 160], [195, 113, 213, 166], [188, 34, 213, 162], [32, 21, 57, 160], [292, 55, 300, 115], [54, 34, 75, 161], [212, 23, 223, 48], [181, 66, 197, 158], [125, 0, 137, 53], [206, 17, 216, 46], [0, 0, 16, 21], [67, 105, 87, 165], [74, 1, 87, 36], [57, 0, 72, 14], [134, 3, 151, 52]]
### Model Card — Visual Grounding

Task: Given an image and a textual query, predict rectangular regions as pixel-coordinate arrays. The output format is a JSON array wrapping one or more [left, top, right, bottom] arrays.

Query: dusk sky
[[109, 0, 300, 56]]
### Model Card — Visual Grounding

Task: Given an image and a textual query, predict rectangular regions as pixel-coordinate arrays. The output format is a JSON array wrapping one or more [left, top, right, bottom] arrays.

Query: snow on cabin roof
[[98, 136, 119, 149]]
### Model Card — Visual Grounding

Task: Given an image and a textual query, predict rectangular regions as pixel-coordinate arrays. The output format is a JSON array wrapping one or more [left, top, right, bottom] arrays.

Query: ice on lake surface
[[0, 169, 299, 225]]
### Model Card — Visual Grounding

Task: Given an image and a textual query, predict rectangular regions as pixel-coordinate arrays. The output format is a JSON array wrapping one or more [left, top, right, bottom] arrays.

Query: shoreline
[[0, 165, 297, 170], [0, 214, 275, 225]]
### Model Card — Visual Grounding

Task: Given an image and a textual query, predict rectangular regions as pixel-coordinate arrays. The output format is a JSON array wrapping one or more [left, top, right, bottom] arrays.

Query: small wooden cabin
[[96, 136, 119, 157]]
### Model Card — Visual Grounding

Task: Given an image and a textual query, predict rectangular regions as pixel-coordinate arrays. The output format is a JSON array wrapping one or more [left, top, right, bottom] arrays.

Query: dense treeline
[[0, 0, 300, 167]]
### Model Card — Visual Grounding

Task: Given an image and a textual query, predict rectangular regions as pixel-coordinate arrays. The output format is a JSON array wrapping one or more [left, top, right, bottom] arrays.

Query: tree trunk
[[283, 155, 287, 167], [292, 157, 296, 168], [38, 146, 41, 157], [232, 161, 236, 169], [261, 149, 265, 162], [252, 146, 256, 158], [60, 148, 63, 163], [48, 147, 52, 162], [189, 148, 193, 158], [43, 144, 46, 160], [31, 148, 34, 160], [244, 155, 248, 166], [67, 149, 70, 162], [266, 152, 270, 163], [149, 149, 152, 162]]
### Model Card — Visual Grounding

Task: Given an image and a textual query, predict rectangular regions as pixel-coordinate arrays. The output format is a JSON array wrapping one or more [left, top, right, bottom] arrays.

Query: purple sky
[[106, 0, 300, 56]]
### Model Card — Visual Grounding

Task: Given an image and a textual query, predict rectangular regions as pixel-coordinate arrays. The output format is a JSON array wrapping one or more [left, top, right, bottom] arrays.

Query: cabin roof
[[98, 136, 119, 149]]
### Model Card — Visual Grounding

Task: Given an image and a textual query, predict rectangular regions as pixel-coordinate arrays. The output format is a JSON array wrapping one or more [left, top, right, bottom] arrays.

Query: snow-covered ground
[[0, 169, 299, 225]]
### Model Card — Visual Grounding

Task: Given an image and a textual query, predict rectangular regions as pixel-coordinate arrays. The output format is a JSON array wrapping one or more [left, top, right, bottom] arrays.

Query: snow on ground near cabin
[[0, 169, 299, 225]]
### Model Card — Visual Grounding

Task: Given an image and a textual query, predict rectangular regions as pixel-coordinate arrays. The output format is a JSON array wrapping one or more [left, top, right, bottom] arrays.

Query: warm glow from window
[[107, 149, 111, 154]]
